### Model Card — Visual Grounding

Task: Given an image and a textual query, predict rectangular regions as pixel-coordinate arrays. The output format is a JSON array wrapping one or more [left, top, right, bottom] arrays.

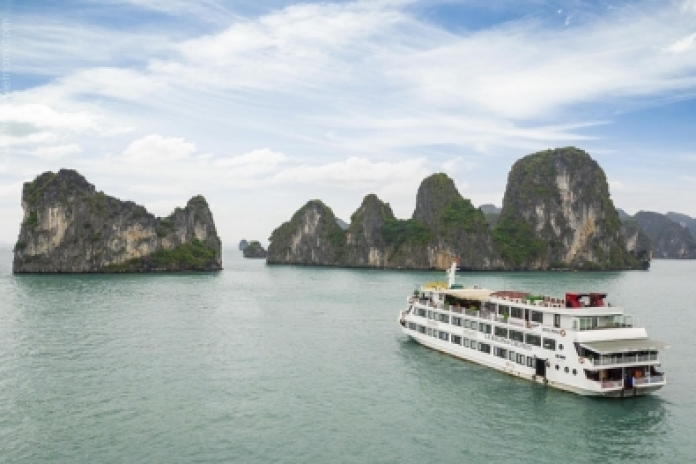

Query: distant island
[[242, 241, 267, 259], [267, 147, 649, 271], [13, 169, 222, 273]]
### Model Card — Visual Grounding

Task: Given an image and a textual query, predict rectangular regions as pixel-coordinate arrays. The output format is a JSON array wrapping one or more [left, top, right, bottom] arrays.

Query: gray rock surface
[[634, 211, 696, 258], [13, 169, 222, 273]]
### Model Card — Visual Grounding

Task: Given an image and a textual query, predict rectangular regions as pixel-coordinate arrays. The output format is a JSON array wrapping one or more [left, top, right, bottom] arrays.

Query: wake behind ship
[[398, 263, 667, 397]]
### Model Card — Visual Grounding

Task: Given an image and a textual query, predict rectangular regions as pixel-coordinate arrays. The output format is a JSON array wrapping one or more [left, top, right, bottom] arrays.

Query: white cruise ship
[[398, 263, 667, 397]]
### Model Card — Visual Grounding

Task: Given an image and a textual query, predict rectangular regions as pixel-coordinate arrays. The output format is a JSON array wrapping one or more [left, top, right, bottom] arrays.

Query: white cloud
[[681, 175, 696, 183], [32, 143, 82, 160], [122, 134, 197, 164], [0, 104, 97, 131], [272, 156, 426, 189], [665, 32, 696, 53]]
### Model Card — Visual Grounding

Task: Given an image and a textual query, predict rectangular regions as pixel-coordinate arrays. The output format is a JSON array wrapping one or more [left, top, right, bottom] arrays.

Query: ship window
[[417, 308, 426, 317], [572, 369, 577, 375], [417, 325, 426, 334], [462, 319, 469, 328], [494, 326, 508, 338], [555, 364, 559, 370], [511, 307, 523, 319], [526, 357, 534, 368], [564, 367, 569, 373], [452, 316, 462, 327], [408, 322, 417, 330], [484, 301, 496, 312], [559, 344, 564, 351], [494, 347, 507, 358], [531, 311, 543, 323], [438, 313, 449, 324], [451, 335, 462, 345], [478, 343, 491, 354], [462, 338, 469, 347], [479, 323, 492, 334], [427, 311, 433, 320], [509, 330, 524, 342], [525, 334, 542, 347], [543, 338, 556, 350], [516, 354, 525, 365], [509, 351, 515, 361], [554, 314, 561, 328], [427, 328, 433, 336], [469, 340, 477, 350], [439, 331, 449, 341]]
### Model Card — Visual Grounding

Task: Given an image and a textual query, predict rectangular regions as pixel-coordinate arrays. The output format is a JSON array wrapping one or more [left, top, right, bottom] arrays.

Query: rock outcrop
[[493, 147, 638, 270], [243, 241, 268, 258], [13, 169, 222, 273], [239, 239, 249, 251], [666, 212, 696, 242], [634, 211, 696, 259], [267, 200, 346, 266], [267, 148, 644, 271], [620, 217, 652, 266]]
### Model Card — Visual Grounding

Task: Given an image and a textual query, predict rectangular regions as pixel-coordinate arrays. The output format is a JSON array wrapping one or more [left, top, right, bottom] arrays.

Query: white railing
[[634, 375, 665, 386], [601, 380, 623, 389], [591, 353, 658, 366]]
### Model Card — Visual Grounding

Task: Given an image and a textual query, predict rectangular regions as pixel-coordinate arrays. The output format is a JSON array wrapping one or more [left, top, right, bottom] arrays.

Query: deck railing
[[634, 375, 665, 386], [591, 353, 658, 366], [601, 380, 623, 389]]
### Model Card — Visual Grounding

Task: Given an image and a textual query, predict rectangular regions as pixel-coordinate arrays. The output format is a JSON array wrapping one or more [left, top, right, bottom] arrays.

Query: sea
[[0, 247, 694, 463]]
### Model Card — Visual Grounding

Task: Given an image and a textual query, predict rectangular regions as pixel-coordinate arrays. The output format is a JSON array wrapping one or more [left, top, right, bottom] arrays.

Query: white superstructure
[[398, 263, 667, 397]]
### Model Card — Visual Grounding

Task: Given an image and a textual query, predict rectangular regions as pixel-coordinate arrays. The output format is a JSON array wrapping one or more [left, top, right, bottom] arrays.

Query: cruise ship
[[398, 263, 667, 397]]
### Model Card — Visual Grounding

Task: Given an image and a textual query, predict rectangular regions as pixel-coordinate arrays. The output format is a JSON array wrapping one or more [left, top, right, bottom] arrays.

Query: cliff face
[[243, 241, 268, 258], [634, 211, 696, 258], [666, 212, 696, 242], [266, 200, 346, 265], [267, 147, 645, 271], [343, 194, 393, 267], [493, 147, 638, 270], [268, 174, 501, 270], [621, 218, 652, 264], [13, 169, 222, 273]]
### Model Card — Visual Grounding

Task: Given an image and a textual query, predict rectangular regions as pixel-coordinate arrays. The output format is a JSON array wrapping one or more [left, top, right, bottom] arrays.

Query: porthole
[[572, 369, 577, 376], [564, 367, 569, 373]]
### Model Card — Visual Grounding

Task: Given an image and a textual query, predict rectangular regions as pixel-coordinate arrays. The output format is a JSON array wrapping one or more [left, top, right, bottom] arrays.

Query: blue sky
[[1, 0, 695, 246]]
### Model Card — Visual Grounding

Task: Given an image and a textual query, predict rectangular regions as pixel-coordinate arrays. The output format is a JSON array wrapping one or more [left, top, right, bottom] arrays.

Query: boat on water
[[398, 263, 667, 397]]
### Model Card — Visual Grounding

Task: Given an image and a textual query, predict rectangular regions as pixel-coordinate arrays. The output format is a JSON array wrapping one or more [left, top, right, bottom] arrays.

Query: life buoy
[[579, 357, 585, 364], [560, 329, 566, 337]]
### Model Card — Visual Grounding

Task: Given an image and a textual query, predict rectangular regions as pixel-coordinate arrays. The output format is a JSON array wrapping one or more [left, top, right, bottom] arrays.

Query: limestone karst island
[[267, 147, 652, 271], [12, 169, 222, 273]]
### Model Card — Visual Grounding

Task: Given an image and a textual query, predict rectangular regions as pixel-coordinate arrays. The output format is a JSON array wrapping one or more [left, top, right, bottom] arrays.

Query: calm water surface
[[0, 248, 694, 463]]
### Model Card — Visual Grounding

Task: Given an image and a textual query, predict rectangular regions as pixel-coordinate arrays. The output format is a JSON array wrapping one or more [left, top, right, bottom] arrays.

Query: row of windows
[[408, 323, 537, 367], [414, 310, 559, 350], [484, 302, 545, 323]]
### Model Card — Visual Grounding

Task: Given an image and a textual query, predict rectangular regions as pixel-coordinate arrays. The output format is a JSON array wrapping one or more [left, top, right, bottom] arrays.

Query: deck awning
[[580, 338, 669, 354]]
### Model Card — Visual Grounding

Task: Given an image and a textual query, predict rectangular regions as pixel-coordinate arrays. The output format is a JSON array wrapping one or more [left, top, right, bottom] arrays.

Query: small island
[[13, 169, 222, 273], [243, 241, 267, 259]]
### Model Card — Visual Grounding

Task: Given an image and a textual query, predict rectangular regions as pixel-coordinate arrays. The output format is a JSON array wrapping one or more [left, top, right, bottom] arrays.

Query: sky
[[0, 0, 695, 247]]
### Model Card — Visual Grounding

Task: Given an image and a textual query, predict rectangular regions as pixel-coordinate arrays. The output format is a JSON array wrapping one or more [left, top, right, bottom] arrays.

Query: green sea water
[[0, 248, 694, 463]]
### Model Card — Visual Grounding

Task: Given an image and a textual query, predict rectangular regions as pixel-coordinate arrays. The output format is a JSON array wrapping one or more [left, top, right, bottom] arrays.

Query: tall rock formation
[[343, 194, 394, 267], [634, 211, 696, 258], [493, 147, 638, 270], [13, 169, 222, 273], [620, 217, 652, 266], [267, 174, 501, 270], [266, 200, 346, 265]]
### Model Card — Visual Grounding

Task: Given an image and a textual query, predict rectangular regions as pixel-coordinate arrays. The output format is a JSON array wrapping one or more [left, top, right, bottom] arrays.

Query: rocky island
[[268, 147, 643, 271], [242, 241, 268, 259], [13, 169, 222, 273]]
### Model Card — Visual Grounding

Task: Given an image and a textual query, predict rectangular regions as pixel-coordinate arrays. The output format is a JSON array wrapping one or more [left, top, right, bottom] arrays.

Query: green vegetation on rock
[[106, 240, 218, 272], [382, 218, 432, 250]]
